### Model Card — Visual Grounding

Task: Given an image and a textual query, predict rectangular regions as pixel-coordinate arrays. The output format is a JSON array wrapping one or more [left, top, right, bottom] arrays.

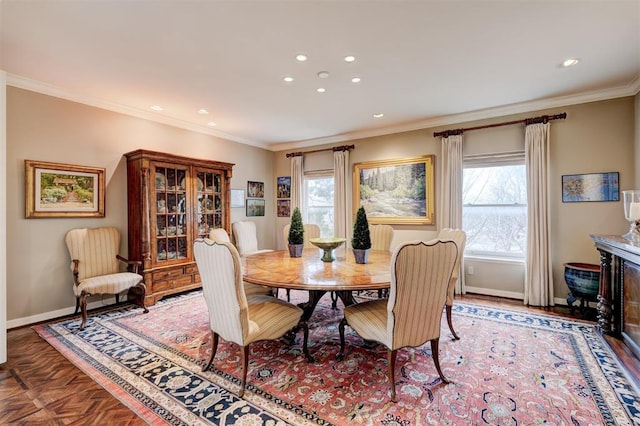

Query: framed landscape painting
[[246, 198, 265, 217], [353, 155, 435, 225], [25, 160, 105, 218]]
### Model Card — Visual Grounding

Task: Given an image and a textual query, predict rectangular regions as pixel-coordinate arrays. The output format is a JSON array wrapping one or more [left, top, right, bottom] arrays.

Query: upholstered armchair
[[193, 238, 312, 397], [437, 228, 467, 340], [209, 227, 273, 301], [231, 221, 273, 257], [65, 227, 148, 330], [337, 239, 458, 402]]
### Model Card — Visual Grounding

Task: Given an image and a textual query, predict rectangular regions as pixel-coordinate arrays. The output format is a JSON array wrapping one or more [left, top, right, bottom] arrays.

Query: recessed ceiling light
[[560, 58, 580, 68], [296, 54, 308, 62], [317, 71, 330, 79], [197, 109, 209, 115], [351, 77, 361, 83], [283, 76, 295, 83], [317, 88, 326, 93], [344, 55, 356, 63], [207, 122, 217, 127], [373, 113, 384, 118], [150, 105, 163, 111]]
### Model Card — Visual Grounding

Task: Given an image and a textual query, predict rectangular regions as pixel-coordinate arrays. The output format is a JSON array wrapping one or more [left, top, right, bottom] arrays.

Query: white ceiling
[[1, 1, 639, 151]]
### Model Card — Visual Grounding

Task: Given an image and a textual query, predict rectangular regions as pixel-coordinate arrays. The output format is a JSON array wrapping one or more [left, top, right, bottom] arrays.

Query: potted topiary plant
[[288, 207, 305, 257], [351, 206, 371, 264]]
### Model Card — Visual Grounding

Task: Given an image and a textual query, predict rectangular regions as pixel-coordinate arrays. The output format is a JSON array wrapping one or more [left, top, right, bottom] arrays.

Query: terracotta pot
[[288, 244, 304, 258], [353, 248, 370, 264]]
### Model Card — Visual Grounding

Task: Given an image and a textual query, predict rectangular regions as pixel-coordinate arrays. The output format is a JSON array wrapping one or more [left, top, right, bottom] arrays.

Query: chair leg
[[74, 297, 80, 315], [239, 345, 249, 398], [388, 349, 397, 402], [430, 339, 450, 384], [79, 293, 89, 330], [115, 294, 120, 304], [337, 317, 348, 361], [286, 289, 291, 302], [331, 291, 338, 309], [128, 282, 149, 313], [446, 304, 460, 340], [203, 331, 219, 372]]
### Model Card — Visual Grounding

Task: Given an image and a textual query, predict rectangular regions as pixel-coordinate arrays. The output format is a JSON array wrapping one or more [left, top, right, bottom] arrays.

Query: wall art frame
[[277, 199, 291, 217], [353, 155, 435, 225], [561, 171, 619, 203], [230, 189, 245, 208], [247, 181, 264, 198], [25, 159, 105, 218], [246, 198, 266, 217], [277, 176, 291, 199]]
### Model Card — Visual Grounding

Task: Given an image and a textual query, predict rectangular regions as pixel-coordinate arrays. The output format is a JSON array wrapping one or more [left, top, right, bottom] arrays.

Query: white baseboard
[[464, 286, 569, 307], [464, 286, 524, 300], [7, 297, 117, 329]]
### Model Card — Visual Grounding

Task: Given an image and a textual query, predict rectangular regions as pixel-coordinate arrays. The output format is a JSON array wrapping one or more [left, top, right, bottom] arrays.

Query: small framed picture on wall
[[277, 199, 290, 217], [277, 176, 291, 199], [246, 198, 265, 216], [247, 181, 264, 198]]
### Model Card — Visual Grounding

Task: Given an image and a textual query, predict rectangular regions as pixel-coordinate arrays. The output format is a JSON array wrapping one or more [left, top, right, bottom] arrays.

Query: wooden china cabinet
[[125, 149, 234, 305]]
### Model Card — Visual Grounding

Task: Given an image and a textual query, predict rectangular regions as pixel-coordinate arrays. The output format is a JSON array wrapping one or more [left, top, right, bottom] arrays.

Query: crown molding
[[7, 72, 639, 153], [270, 76, 640, 152], [6, 74, 269, 150]]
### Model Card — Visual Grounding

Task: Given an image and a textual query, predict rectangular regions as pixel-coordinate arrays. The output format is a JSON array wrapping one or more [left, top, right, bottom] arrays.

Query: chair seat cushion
[[246, 299, 303, 343], [344, 299, 390, 347], [74, 272, 143, 297]]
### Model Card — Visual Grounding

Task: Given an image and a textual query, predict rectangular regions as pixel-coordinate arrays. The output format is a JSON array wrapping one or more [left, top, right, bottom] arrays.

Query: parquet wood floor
[[0, 293, 638, 424]]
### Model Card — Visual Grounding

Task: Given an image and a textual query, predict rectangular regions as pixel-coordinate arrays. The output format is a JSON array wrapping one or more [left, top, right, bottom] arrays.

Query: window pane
[[462, 165, 526, 258], [305, 176, 334, 237]]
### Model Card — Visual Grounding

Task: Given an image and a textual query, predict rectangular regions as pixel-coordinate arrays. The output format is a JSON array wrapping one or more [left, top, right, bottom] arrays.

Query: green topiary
[[288, 207, 304, 245], [351, 206, 372, 250]]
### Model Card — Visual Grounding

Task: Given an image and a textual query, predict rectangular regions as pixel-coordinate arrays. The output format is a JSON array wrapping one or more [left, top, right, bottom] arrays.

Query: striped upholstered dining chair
[[437, 228, 467, 340], [65, 227, 148, 330], [369, 224, 395, 298], [193, 238, 312, 397], [208, 227, 273, 301], [337, 239, 458, 402], [369, 224, 394, 251], [283, 223, 321, 248]]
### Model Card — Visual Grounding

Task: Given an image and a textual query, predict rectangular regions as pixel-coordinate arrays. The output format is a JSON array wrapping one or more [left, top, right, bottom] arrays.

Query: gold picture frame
[[353, 155, 435, 225], [25, 160, 106, 218]]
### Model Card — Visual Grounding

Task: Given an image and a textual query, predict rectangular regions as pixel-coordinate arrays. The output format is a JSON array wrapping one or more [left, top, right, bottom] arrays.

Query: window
[[462, 153, 526, 259], [304, 171, 334, 237]]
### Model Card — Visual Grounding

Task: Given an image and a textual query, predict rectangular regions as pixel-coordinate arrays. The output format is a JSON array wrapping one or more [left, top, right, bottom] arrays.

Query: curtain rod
[[286, 144, 355, 158], [433, 112, 567, 138]]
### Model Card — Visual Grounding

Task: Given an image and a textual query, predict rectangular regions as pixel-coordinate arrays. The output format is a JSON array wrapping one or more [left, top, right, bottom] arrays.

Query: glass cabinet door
[[154, 165, 188, 263], [195, 169, 223, 238]]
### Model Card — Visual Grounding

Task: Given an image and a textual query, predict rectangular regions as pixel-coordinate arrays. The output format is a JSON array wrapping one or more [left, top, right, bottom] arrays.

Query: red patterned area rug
[[35, 290, 639, 425]]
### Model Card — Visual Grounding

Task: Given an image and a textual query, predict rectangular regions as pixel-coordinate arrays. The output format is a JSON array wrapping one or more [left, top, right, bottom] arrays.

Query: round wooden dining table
[[243, 247, 391, 321]]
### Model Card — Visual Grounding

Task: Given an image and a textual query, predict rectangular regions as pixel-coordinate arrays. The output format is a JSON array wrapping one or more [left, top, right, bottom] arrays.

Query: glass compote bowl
[[309, 237, 347, 262]]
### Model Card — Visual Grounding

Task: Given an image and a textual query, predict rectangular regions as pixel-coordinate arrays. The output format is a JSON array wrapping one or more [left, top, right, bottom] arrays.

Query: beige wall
[[6, 87, 275, 325], [274, 97, 636, 302], [6, 86, 637, 324]]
